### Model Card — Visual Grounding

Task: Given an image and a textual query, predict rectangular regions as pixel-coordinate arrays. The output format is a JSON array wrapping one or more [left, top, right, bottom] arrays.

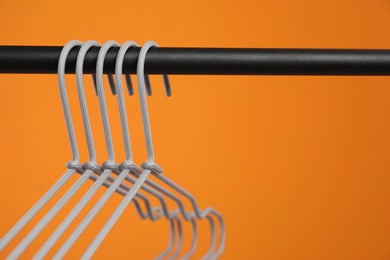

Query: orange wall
[[1, 0, 390, 259]]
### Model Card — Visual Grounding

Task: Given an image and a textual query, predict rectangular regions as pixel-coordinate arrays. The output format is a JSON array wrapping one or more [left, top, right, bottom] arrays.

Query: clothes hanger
[[52, 40, 184, 259], [80, 41, 223, 259]]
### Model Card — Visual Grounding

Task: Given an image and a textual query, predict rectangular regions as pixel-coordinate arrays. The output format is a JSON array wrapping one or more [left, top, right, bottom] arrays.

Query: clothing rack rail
[[0, 46, 390, 75]]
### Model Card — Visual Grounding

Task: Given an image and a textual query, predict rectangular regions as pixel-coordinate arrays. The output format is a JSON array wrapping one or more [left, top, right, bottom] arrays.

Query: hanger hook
[[95, 40, 120, 167], [136, 41, 172, 162], [115, 40, 139, 162], [57, 40, 84, 172], [75, 40, 102, 173], [142, 44, 171, 97]]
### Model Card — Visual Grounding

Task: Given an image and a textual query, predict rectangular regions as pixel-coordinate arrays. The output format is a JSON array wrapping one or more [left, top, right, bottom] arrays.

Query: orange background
[[1, 0, 390, 259]]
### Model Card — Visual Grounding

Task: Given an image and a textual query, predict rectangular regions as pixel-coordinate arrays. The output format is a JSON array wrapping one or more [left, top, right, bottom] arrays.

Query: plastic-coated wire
[[58, 41, 83, 163], [0, 169, 74, 252], [80, 169, 152, 259], [137, 175, 216, 258], [181, 219, 198, 260], [154, 174, 226, 259], [32, 169, 110, 259], [136, 42, 170, 162], [115, 41, 137, 161], [7, 170, 94, 259], [74, 40, 100, 165], [170, 218, 183, 260], [202, 217, 217, 260], [92, 74, 116, 96], [95, 40, 118, 162], [54, 169, 132, 260], [90, 173, 167, 224]]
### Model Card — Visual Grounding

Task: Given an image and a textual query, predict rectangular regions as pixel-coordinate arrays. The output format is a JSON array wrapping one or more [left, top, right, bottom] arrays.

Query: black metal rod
[[0, 46, 390, 75]]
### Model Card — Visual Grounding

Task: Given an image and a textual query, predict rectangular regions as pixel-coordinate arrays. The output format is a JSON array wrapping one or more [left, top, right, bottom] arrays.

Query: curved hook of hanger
[[142, 57, 171, 97], [0, 40, 85, 253], [135, 41, 226, 259]]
